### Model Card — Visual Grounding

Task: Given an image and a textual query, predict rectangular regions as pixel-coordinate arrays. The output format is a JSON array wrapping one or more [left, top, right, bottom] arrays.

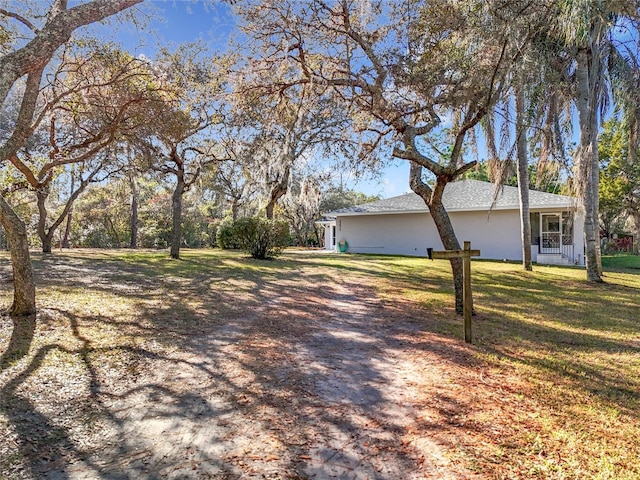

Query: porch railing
[[536, 235, 575, 262]]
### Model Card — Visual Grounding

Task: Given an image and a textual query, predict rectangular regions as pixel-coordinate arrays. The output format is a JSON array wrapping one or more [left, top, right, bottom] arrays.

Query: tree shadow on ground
[[0, 251, 481, 478], [0, 306, 248, 479], [1, 250, 639, 479], [0, 314, 36, 370], [468, 267, 640, 418]]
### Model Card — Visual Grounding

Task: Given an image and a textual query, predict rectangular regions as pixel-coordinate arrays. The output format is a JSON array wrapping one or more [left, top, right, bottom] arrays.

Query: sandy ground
[[1, 254, 492, 480]]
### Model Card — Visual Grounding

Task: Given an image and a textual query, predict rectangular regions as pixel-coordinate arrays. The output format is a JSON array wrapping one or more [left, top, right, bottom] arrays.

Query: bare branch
[[0, 8, 39, 32], [0, 0, 144, 106]]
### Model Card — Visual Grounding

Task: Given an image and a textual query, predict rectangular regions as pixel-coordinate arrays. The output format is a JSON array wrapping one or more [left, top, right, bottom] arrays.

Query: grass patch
[[370, 256, 640, 479], [602, 254, 640, 270], [0, 248, 639, 479]]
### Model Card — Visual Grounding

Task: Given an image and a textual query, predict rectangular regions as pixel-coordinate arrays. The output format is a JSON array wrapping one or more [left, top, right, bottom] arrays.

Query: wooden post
[[430, 241, 480, 344], [463, 241, 472, 343]]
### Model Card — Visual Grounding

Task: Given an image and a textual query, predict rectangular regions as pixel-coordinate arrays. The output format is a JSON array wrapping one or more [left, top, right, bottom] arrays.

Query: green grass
[[602, 253, 640, 270], [368, 255, 640, 479], [298, 251, 640, 478], [1, 248, 639, 479]]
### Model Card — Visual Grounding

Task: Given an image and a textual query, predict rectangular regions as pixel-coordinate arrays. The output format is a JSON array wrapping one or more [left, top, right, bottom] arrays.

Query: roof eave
[[329, 203, 576, 217]]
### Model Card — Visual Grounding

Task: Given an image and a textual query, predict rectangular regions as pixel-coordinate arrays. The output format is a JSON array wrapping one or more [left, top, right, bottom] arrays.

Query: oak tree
[[0, 0, 143, 315], [133, 45, 229, 259], [239, 0, 542, 312]]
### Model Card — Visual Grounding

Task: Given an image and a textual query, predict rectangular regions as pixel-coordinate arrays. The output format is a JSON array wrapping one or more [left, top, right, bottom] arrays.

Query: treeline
[[2, 174, 379, 252]]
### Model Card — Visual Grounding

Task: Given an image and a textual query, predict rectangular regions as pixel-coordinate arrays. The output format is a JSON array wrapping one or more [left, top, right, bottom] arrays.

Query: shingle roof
[[326, 179, 576, 217]]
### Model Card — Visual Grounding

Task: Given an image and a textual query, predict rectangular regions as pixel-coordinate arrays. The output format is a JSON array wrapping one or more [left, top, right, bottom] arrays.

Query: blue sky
[[97, 0, 411, 199], [121, 2, 640, 202]]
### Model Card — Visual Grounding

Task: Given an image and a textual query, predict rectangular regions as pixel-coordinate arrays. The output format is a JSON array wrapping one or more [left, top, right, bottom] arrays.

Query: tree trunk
[[41, 234, 53, 254], [430, 200, 465, 314], [61, 168, 75, 249], [575, 47, 603, 282], [633, 212, 640, 254], [314, 224, 321, 247], [629, 118, 640, 255], [170, 178, 185, 259], [265, 165, 290, 220], [36, 189, 53, 254], [61, 209, 72, 248], [515, 81, 532, 271], [590, 144, 602, 277], [265, 201, 276, 220], [231, 199, 239, 222], [410, 166, 466, 314], [0, 196, 36, 315], [129, 175, 139, 249]]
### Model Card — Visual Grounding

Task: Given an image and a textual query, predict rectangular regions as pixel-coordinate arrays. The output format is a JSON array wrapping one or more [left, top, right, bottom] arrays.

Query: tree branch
[[0, 8, 39, 32], [0, 0, 143, 106]]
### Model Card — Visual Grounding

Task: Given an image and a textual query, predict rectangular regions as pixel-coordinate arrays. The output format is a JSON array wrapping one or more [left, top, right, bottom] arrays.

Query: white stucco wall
[[335, 212, 436, 257], [335, 208, 585, 263]]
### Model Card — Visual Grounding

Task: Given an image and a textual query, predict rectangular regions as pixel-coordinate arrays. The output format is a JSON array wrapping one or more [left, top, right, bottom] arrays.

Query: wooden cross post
[[428, 241, 481, 343]]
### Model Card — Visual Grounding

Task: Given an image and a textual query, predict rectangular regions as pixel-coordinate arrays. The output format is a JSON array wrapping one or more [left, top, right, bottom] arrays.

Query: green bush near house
[[232, 216, 290, 259], [216, 216, 290, 259]]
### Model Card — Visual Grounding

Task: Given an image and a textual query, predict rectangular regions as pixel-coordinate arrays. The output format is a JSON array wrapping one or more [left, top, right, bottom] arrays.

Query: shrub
[[216, 217, 239, 249], [232, 217, 290, 259]]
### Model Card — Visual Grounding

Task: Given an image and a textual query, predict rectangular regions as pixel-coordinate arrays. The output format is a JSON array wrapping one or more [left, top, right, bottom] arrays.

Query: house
[[321, 179, 585, 266]]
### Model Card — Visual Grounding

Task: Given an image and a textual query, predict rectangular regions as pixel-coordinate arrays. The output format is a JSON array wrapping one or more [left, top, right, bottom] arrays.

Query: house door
[[541, 213, 561, 253]]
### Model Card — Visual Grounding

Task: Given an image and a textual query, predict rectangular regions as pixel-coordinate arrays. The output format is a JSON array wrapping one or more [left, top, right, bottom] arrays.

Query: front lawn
[[1, 249, 638, 479], [365, 255, 640, 479], [602, 253, 640, 271]]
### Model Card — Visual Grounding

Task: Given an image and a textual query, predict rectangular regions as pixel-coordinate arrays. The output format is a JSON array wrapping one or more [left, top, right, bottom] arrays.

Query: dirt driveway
[[1, 252, 495, 479]]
